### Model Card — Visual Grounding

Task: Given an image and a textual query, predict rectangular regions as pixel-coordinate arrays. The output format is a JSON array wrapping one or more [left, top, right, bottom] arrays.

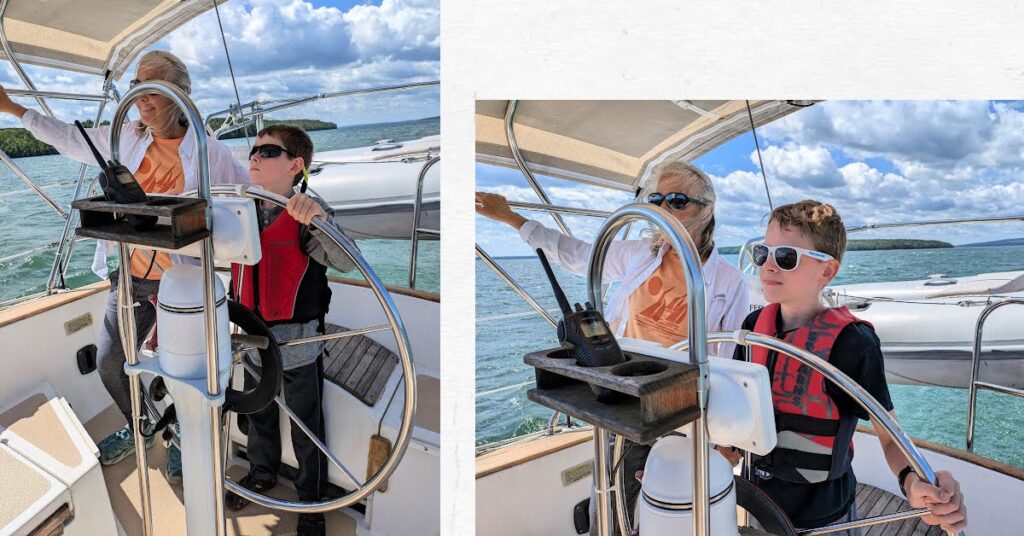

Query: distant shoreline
[[206, 118, 337, 140], [0, 115, 440, 158]]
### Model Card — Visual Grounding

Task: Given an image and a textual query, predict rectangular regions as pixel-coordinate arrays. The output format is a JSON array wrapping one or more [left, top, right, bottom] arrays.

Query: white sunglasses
[[752, 244, 834, 271]]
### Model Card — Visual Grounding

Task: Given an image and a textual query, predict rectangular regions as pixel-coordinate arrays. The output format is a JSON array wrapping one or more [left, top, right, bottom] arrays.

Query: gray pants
[[97, 275, 161, 427]]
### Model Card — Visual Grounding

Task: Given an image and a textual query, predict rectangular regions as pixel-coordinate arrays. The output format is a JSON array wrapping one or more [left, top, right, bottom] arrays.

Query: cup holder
[[611, 360, 667, 377], [547, 348, 574, 359], [144, 198, 180, 206]]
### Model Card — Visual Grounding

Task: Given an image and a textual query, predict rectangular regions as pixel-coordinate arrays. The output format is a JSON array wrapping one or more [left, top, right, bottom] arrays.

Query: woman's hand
[[286, 193, 328, 225], [0, 86, 27, 118], [476, 191, 527, 229], [906, 470, 967, 532]]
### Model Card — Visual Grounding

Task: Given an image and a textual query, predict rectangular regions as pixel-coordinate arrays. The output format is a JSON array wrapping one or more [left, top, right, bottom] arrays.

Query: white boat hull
[[747, 271, 1024, 388], [311, 137, 440, 240]]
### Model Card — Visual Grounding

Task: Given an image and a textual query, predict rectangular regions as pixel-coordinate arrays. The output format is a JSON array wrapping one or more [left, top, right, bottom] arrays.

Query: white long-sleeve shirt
[[519, 219, 750, 357], [21, 109, 249, 277]]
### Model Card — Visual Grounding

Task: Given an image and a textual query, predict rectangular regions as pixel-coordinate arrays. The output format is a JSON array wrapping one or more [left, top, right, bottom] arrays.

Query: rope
[[0, 179, 82, 199], [212, 0, 250, 149], [475, 379, 535, 398], [0, 242, 57, 263], [833, 292, 1006, 307], [477, 308, 559, 323], [746, 100, 774, 212]]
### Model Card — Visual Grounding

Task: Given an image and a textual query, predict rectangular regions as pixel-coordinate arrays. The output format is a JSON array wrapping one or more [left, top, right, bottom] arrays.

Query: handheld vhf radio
[[74, 120, 156, 230], [536, 249, 625, 402]]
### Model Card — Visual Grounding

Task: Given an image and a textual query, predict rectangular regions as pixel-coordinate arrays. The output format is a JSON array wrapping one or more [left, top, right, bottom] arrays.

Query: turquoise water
[[476, 248, 1024, 468], [0, 117, 440, 303]]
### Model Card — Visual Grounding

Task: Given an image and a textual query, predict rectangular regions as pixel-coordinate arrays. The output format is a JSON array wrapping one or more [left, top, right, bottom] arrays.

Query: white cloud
[[344, 0, 440, 61], [762, 101, 996, 166], [0, 0, 439, 128], [758, 143, 844, 188]]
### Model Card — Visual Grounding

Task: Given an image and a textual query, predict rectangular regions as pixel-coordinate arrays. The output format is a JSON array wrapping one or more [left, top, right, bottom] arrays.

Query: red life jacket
[[231, 208, 331, 325], [750, 303, 868, 484]]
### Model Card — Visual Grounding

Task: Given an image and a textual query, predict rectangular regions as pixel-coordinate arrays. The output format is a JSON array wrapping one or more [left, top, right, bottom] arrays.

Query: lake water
[[0, 117, 440, 303]]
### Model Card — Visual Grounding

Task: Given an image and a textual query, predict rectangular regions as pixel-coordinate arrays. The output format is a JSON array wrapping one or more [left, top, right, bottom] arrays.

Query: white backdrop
[[440, 2, 1024, 534]]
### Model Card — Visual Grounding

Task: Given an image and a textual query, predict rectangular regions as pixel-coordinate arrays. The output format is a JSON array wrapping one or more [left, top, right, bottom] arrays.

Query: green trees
[[0, 120, 110, 158], [205, 118, 337, 139]]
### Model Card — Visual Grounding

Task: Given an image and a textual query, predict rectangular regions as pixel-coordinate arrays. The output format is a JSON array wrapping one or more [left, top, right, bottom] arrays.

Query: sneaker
[[225, 473, 276, 512], [296, 513, 326, 536], [164, 443, 182, 485], [98, 425, 156, 466]]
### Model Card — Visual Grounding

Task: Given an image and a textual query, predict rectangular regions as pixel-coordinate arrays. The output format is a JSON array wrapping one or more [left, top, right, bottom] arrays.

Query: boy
[[729, 200, 967, 534], [225, 125, 356, 536]]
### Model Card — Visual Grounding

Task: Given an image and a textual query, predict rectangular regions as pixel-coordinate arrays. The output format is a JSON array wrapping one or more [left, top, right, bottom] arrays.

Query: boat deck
[[85, 405, 357, 536], [853, 483, 943, 536]]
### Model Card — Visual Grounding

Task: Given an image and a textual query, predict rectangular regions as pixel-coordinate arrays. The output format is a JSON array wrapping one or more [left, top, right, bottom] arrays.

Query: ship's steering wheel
[[209, 185, 418, 514], [604, 331, 960, 536], [142, 184, 418, 514]]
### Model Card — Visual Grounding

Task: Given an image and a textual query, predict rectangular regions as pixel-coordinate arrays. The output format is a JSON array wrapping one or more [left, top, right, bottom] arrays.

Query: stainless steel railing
[[409, 155, 440, 289], [965, 298, 1024, 453]]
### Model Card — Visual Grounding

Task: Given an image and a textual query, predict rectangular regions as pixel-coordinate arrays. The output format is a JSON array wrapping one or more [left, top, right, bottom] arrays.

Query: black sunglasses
[[644, 192, 708, 210], [128, 79, 190, 94], [248, 144, 295, 159]]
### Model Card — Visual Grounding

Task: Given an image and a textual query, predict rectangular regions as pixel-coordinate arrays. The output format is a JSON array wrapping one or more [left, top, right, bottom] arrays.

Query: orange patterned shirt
[[622, 250, 689, 347], [129, 136, 184, 280]]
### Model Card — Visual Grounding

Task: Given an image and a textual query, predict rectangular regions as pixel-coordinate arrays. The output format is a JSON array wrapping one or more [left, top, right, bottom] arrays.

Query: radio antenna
[[536, 249, 573, 316], [73, 120, 111, 171]]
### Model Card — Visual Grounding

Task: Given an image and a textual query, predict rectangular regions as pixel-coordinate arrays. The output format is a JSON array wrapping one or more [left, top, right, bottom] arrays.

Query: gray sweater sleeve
[[301, 198, 359, 273]]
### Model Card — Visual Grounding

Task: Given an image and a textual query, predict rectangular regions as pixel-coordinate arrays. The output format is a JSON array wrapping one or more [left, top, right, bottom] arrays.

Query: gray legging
[[97, 273, 161, 428]]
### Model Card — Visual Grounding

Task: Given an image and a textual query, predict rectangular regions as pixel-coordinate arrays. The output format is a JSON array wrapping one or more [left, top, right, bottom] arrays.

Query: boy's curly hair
[[769, 200, 847, 262]]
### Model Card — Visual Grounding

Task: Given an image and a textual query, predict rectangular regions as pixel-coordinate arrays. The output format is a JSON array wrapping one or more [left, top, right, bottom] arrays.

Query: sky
[[0, 0, 439, 128], [477, 100, 1024, 257]]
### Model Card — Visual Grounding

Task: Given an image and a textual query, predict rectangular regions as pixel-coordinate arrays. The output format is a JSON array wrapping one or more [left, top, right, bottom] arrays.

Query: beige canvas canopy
[[0, 0, 222, 79], [476, 100, 810, 191]]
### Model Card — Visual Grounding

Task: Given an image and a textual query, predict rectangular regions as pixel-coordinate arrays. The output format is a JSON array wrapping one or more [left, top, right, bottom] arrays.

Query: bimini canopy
[[0, 0, 222, 78], [476, 100, 810, 191]]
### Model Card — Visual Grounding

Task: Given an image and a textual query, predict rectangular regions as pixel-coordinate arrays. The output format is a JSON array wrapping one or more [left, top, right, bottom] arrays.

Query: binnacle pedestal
[[525, 346, 703, 536]]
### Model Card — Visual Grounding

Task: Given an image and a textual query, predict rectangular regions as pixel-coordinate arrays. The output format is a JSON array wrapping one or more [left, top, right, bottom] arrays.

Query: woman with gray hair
[[477, 161, 748, 353], [477, 162, 749, 534], [0, 50, 248, 484]]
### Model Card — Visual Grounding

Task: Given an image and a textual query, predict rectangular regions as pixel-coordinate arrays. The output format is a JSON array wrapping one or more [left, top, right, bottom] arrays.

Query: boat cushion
[[0, 442, 71, 536]]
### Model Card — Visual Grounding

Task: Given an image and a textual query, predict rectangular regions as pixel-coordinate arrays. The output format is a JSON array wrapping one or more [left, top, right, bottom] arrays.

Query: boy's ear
[[821, 259, 840, 286], [291, 156, 305, 176]]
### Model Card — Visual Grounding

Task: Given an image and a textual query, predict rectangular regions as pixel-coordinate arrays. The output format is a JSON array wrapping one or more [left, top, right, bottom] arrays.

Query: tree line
[[205, 118, 337, 139], [0, 118, 336, 158]]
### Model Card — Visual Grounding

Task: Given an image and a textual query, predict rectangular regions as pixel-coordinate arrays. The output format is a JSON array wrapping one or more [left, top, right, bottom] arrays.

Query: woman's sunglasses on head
[[128, 79, 190, 94], [644, 192, 707, 211], [752, 244, 834, 271], [248, 144, 294, 160]]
